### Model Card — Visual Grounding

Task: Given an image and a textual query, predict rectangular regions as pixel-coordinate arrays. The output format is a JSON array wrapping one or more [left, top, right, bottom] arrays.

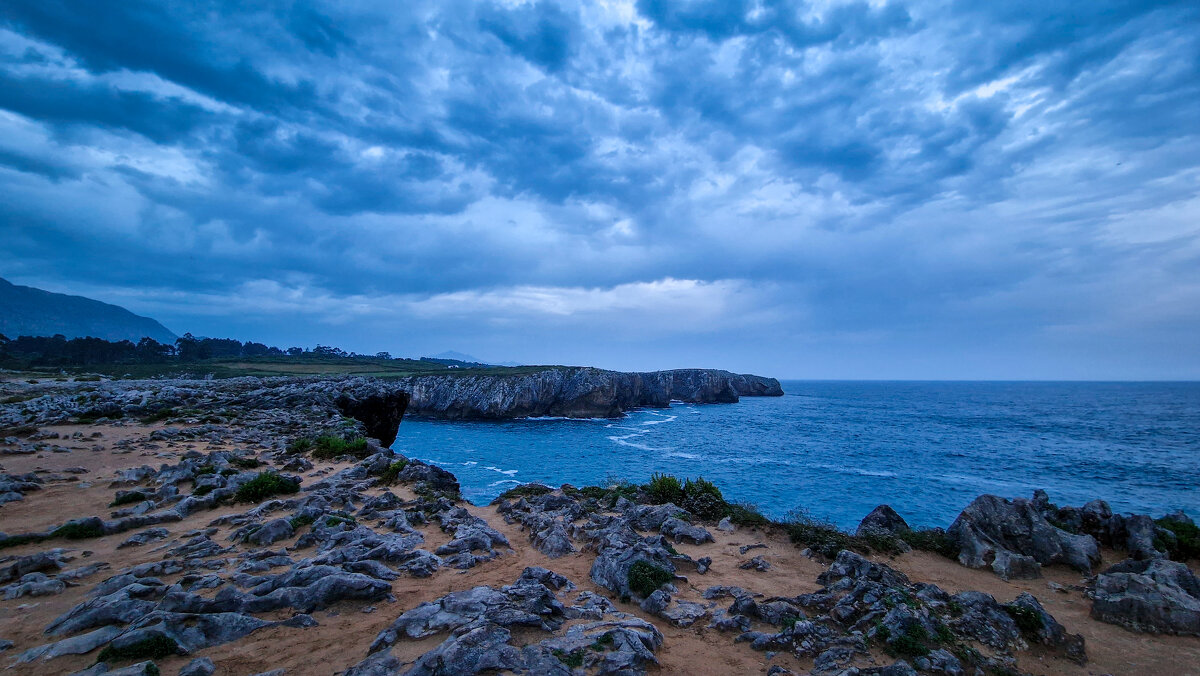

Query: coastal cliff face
[[396, 367, 783, 419]]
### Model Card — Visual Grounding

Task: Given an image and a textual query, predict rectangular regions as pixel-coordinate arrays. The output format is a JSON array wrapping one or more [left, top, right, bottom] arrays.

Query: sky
[[1, 1, 1198, 380]]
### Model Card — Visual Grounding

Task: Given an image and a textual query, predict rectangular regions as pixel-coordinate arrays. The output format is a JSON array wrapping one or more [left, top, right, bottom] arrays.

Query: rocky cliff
[[395, 367, 783, 419]]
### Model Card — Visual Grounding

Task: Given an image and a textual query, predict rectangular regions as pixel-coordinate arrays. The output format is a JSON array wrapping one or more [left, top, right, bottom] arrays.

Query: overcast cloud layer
[[1, 0, 1198, 378]]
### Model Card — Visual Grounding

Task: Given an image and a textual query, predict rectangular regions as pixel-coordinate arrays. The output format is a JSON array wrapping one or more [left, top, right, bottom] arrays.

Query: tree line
[[0, 333, 391, 367]]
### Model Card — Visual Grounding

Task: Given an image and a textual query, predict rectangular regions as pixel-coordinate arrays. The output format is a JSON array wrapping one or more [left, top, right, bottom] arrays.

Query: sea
[[390, 381, 1200, 530]]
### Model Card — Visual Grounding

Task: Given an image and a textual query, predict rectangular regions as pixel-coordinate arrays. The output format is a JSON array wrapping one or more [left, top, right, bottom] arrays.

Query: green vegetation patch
[[783, 510, 860, 558], [325, 514, 357, 528], [727, 502, 772, 528], [289, 514, 315, 529], [96, 634, 179, 663], [109, 491, 148, 507], [52, 520, 105, 540], [589, 633, 615, 651], [229, 456, 262, 469], [900, 528, 959, 559], [1003, 604, 1045, 635], [885, 624, 932, 659], [1155, 516, 1200, 561], [378, 459, 409, 485], [494, 482, 554, 503], [234, 471, 300, 503], [627, 560, 674, 598], [0, 533, 48, 550], [311, 435, 370, 460], [552, 648, 585, 669], [644, 473, 683, 505]]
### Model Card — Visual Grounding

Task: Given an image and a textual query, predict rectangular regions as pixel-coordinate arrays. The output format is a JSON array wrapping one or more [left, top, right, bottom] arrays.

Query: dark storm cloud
[[1, 0, 1198, 377]]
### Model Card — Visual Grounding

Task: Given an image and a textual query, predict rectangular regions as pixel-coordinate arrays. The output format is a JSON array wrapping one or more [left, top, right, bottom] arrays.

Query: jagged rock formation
[[1089, 558, 1200, 635], [395, 367, 783, 419], [947, 493, 1101, 580]]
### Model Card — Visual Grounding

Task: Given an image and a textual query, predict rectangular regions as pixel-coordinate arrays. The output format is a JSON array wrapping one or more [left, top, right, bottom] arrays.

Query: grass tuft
[[109, 491, 148, 507], [378, 459, 409, 485], [494, 482, 553, 503], [234, 471, 300, 503], [96, 634, 179, 663], [52, 520, 105, 540], [311, 435, 370, 460], [1004, 604, 1044, 635], [1155, 516, 1200, 561], [627, 560, 673, 598]]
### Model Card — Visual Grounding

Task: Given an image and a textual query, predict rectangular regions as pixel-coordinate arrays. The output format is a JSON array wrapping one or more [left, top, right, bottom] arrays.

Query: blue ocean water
[[391, 381, 1200, 530]]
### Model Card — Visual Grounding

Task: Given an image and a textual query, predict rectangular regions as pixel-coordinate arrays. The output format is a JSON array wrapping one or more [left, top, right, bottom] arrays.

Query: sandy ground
[[2, 421, 1198, 676]]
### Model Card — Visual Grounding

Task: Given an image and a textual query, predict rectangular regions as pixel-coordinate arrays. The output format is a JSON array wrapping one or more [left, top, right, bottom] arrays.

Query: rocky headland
[[394, 367, 784, 419], [0, 374, 1196, 675]]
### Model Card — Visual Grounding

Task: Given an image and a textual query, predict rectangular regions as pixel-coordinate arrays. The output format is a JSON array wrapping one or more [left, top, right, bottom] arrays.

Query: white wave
[[462, 461, 478, 466], [809, 463, 898, 479], [641, 415, 677, 426], [607, 434, 671, 452], [489, 479, 522, 487], [663, 451, 700, 460], [484, 466, 519, 476]]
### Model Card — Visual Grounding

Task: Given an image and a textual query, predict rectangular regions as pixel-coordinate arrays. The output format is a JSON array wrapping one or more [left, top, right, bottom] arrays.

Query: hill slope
[[0, 277, 177, 343]]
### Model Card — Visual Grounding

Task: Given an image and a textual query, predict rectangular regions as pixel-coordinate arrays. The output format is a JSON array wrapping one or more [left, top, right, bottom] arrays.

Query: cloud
[[0, 0, 1198, 377]]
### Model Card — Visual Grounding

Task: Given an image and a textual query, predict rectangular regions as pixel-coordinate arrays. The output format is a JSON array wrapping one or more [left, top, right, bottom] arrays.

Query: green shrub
[[858, 530, 909, 556], [627, 560, 673, 598], [96, 634, 179, 663], [0, 533, 48, 550], [900, 527, 959, 558], [577, 486, 609, 501], [379, 459, 409, 485], [1003, 604, 1044, 635], [886, 625, 931, 658], [325, 514, 357, 528], [311, 435, 370, 460], [52, 520, 105, 540], [234, 471, 300, 503], [140, 407, 176, 424], [494, 482, 553, 503], [1155, 516, 1200, 561], [727, 502, 772, 528], [552, 649, 584, 668], [109, 491, 148, 507], [681, 477, 729, 521], [193, 464, 216, 475], [289, 514, 315, 529], [589, 633, 615, 651], [230, 456, 262, 469], [287, 437, 313, 454], [602, 477, 640, 508], [783, 510, 858, 558], [644, 473, 683, 505], [193, 484, 215, 497], [220, 468, 238, 477]]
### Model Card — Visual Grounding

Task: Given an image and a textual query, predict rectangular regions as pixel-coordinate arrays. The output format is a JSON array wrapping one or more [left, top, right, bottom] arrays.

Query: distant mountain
[[430, 350, 481, 362], [427, 350, 522, 367], [0, 277, 177, 344]]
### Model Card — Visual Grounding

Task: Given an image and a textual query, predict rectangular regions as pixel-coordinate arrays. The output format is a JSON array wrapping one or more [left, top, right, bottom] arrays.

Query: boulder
[[856, 505, 910, 537], [948, 494, 1100, 576], [1090, 558, 1200, 635]]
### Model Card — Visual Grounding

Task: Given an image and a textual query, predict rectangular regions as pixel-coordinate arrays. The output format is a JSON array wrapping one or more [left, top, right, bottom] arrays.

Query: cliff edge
[[396, 366, 784, 419]]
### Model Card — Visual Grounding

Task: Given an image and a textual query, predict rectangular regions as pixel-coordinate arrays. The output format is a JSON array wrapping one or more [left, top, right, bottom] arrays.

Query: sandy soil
[[2, 421, 1198, 676]]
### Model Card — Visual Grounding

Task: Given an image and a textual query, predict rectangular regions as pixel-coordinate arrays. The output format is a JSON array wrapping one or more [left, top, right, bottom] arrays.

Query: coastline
[[0, 375, 1197, 675]]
